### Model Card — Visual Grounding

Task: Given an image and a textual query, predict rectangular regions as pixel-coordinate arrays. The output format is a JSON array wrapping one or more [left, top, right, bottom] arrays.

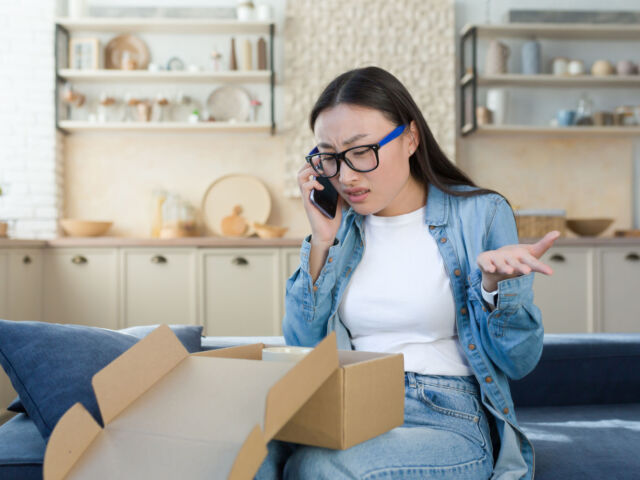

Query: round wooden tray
[[201, 174, 271, 237]]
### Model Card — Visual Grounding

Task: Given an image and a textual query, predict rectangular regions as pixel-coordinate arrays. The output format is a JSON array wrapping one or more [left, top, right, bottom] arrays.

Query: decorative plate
[[105, 34, 150, 70], [201, 174, 272, 237], [206, 86, 252, 122]]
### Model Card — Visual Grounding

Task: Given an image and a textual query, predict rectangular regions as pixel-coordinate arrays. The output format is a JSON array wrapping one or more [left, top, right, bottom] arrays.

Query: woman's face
[[313, 103, 423, 217]]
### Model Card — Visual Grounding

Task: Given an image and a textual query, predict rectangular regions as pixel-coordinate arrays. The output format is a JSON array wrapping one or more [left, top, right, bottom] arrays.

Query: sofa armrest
[[509, 333, 640, 407]]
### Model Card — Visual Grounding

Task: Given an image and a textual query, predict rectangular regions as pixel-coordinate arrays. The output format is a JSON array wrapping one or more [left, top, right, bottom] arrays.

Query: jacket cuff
[[469, 268, 534, 310]]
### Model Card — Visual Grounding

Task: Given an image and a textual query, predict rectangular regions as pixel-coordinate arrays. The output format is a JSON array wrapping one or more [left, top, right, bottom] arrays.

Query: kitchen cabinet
[[200, 249, 281, 336], [0, 252, 15, 412], [121, 249, 197, 327], [533, 247, 595, 333], [43, 249, 119, 329], [599, 247, 640, 332], [7, 250, 43, 321], [0, 249, 43, 322], [0, 252, 7, 318]]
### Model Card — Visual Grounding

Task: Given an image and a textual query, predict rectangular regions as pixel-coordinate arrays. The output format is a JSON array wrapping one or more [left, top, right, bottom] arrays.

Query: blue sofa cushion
[[120, 324, 203, 353], [510, 333, 640, 407], [517, 403, 640, 479], [0, 319, 142, 439], [4, 324, 203, 416], [0, 414, 45, 480]]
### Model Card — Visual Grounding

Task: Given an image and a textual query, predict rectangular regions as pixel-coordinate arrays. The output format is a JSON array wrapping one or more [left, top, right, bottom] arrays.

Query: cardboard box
[[199, 343, 405, 450], [274, 350, 405, 449], [44, 326, 405, 479], [44, 325, 339, 480]]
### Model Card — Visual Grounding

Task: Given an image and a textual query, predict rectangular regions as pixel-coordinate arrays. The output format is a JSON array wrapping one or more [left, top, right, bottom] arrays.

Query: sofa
[[1, 332, 639, 479]]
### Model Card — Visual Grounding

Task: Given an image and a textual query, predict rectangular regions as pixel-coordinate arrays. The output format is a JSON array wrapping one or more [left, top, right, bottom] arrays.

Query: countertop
[[1, 236, 640, 248]]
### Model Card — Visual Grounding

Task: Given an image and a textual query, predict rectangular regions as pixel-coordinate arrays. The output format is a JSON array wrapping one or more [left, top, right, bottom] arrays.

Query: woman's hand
[[476, 230, 561, 292], [297, 163, 344, 246]]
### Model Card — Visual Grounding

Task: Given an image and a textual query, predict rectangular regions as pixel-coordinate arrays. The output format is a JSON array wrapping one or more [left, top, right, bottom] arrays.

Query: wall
[[454, 0, 640, 233], [63, 0, 456, 238], [0, 1, 64, 239]]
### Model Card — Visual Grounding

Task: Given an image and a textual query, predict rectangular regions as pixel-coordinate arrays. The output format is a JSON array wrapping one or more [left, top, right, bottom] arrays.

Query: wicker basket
[[515, 210, 566, 239]]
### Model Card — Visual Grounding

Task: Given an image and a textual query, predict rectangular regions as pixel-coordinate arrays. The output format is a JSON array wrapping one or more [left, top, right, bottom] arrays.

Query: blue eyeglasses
[[306, 124, 407, 178]]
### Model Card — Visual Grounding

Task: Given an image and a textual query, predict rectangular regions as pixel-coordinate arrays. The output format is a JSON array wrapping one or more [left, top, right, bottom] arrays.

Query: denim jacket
[[283, 183, 543, 480]]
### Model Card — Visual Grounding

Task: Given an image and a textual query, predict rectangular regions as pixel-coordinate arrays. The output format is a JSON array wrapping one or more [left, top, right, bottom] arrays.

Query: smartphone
[[309, 175, 339, 219]]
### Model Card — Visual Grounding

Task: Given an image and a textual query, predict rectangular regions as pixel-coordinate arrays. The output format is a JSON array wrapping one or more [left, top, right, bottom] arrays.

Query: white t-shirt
[[339, 205, 479, 376]]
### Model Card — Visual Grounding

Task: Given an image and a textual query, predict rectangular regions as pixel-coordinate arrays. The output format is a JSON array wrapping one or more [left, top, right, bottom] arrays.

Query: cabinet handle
[[232, 257, 249, 266], [549, 254, 566, 263], [625, 253, 640, 262], [151, 255, 168, 264], [23, 255, 32, 265], [71, 255, 88, 265]]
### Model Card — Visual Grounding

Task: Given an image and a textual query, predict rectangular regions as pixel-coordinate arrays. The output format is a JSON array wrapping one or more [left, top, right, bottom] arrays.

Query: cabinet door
[[0, 252, 7, 318], [0, 251, 16, 411], [44, 249, 118, 329], [121, 249, 197, 327], [8, 250, 43, 321], [201, 249, 280, 336], [600, 247, 640, 332], [532, 247, 594, 333]]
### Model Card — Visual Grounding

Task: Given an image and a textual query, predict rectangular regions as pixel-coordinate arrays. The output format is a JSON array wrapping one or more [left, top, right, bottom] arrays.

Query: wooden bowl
[[252, 222, 288, 239], [60, 219, 113, 237], [566, 218, 613, 237]]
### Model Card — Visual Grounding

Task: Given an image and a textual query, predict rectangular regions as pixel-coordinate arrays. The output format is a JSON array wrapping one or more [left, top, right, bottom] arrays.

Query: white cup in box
[[262, 346, 313, 363]]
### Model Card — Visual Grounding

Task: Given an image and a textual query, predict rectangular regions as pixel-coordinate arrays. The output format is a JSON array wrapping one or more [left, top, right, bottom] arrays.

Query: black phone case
[[310, 176, 339, 219]]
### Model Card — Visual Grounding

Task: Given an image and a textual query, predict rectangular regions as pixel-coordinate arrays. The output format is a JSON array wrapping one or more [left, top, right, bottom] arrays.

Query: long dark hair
[[309, 66, 511, 207]]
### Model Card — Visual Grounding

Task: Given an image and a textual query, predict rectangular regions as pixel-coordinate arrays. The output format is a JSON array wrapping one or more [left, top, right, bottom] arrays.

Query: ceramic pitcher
[[485, 40, 510, 75]]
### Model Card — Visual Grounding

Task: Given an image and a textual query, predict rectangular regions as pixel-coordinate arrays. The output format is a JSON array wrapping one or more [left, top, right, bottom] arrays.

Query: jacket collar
[[343, 182, 449, 229]]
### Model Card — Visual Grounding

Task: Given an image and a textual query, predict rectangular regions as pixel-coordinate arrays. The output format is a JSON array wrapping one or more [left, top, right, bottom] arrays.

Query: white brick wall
[[0, 1, 63, 239]]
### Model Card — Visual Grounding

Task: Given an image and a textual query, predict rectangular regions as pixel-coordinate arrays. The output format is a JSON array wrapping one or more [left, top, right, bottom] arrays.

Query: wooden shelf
[[58, 69, 272, 83], [55, 17, 273, 34], [477, 74, 640, 88], [471, 125, 640, 136], [461, 23, 640, 40], [58, 121, 272, 133]]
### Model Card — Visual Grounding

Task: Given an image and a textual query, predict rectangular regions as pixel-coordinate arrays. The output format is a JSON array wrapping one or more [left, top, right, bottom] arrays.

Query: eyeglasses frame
[[305, 124, 408, 178]]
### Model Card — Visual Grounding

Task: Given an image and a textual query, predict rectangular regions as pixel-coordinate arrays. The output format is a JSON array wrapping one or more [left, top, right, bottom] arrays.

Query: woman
[[258, 66, 559, 480]]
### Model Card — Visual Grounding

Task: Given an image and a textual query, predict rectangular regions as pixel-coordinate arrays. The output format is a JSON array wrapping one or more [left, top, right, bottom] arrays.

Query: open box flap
[[44, 403, 102, 480], [263, 332, 338, 439], [93, 325, 189, 425], [194, 342, 264, 360]]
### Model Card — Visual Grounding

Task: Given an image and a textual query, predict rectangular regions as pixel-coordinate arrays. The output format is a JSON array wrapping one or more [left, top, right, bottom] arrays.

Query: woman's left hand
[[476, 230, 562, 292]]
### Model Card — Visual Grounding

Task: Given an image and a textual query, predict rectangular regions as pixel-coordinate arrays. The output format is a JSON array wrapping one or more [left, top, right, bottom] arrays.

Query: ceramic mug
[[262, 346, 313, 363], [552, 57, 569, 75], [476, 106, 493, 125], [486, 88, 509, 125], [616, 60, 638, 75], [567, 60, 585, 76], [557, 109, 576, 126]]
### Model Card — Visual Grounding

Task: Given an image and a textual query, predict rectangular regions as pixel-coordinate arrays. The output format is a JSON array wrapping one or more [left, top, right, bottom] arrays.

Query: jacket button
[[485, 376, 493, 383], [429, 225, 435, 230], [482, 306, 487, 312], [328, 257, 333, 263], [503, 407, 510, 414], [454, 269, 461, 276], [440, 237, 447, 243], [460, 307, 468, 315], [468, 343, 476, 350], [313, 285, 318, 292]]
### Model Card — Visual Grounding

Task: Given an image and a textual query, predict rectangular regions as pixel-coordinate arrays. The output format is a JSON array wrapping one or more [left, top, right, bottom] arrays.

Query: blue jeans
[[255, 372, 494, 479]]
